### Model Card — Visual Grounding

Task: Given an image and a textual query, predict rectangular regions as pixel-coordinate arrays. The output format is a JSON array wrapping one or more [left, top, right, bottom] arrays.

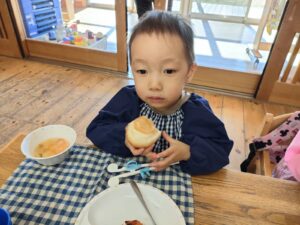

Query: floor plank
[[1, 56, 300, 171], [222, 96, 245, 170], [203, 92, 224, 120]]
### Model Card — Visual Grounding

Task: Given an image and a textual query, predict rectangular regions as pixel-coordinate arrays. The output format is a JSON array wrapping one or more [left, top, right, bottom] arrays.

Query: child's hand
[[150, 131, 191, 171], [125, 136, 154, 156]]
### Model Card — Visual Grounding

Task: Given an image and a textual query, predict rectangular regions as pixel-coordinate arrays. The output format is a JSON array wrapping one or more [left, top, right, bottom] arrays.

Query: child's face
[[131, 33, 195, 112]]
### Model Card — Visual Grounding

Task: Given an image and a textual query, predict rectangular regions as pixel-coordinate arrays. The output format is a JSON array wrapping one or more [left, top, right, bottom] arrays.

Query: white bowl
[[21, 125, 77, 166]]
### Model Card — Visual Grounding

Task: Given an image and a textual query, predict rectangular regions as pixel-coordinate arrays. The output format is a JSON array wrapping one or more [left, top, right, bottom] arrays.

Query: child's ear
[[186, 63, 196, 83]]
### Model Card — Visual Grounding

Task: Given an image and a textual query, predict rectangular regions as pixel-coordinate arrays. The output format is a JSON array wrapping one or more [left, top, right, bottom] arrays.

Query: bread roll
[[126, 116, 161, 148]]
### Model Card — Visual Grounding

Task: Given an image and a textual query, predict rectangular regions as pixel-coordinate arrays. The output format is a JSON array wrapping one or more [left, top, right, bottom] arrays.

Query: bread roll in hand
[[126, 116, 161, 148]]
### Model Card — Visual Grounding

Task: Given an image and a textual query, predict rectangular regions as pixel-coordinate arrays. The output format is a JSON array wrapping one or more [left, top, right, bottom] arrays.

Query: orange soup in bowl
[[33, 138, 69, 158]]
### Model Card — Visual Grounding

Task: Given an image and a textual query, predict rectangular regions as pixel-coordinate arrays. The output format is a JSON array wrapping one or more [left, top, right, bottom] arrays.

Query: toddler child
[[86, 11, 233, 175]]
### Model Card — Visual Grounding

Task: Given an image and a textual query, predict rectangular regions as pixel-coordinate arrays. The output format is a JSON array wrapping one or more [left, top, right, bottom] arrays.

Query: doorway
[[165, 0, 286, 94], [10, 0, 127, 72], [6, 0, 288, 95]]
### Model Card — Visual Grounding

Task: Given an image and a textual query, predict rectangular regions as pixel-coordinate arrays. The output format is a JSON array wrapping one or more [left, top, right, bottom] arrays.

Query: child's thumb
[[162, 131, 173, 143], [146, 152, 158, 161]]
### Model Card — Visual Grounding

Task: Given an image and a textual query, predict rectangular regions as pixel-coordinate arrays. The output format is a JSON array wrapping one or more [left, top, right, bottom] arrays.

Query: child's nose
[[148, 75, 162, 90]]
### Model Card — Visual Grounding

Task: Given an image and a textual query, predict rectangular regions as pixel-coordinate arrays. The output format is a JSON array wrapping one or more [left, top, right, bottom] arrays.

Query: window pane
[[171, 0, 287, 74], [18, 0, 117, 52], [191, 0, 250, 17]]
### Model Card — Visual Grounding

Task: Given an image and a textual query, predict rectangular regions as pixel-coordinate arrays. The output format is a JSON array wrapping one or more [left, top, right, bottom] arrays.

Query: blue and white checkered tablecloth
[[0, 145, 194, 225]]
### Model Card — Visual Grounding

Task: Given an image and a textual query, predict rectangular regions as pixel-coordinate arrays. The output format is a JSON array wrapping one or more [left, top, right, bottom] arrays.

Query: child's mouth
[[148, 97, 164, 103]]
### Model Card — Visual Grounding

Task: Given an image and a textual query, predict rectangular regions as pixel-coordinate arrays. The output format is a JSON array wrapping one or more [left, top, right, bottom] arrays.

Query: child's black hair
[[129, 10, 195, 66]]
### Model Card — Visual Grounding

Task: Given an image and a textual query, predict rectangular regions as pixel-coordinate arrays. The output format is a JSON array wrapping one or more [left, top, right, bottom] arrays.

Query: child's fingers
[[146, 144, 154, 151], [131, 148, 145, 156], [155, 148, 173, 159], [162, 131, 174, 143], [125, 138, 145, 155], [141, 144, 154, 156], [150, 157, 173, 171], [145, 152, 158, 160]]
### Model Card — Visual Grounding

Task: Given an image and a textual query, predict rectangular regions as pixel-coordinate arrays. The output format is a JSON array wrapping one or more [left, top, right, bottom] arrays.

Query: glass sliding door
[[11, 0, 127, 71], [166, 0, 287, 94], [190, 0, 251, 22], [9, 0, 289, 95], [87, 0, 135, 13], [87, 0, 115, 9]]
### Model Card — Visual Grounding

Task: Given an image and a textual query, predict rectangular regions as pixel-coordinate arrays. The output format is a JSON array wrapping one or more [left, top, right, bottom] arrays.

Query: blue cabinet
[[19, 0, 62, 38]]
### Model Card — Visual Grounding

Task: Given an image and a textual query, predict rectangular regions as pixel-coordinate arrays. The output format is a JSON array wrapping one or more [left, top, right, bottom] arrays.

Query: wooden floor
[[0, 56, 299, 171]]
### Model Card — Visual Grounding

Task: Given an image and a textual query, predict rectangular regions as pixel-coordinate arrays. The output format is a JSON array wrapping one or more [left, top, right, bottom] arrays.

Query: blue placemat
[[0, 145, 194, 225]]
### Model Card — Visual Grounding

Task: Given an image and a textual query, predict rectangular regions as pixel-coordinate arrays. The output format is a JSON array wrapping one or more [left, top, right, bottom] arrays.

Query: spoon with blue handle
[[108, 167, 154, 187], [107, 160, 150, 173], [107, 160, 179, 173]]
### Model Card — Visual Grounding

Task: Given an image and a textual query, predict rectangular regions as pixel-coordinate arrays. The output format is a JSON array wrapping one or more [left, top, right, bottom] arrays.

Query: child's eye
[[136, 69, 147, 75], [163, 69, 176, 75]]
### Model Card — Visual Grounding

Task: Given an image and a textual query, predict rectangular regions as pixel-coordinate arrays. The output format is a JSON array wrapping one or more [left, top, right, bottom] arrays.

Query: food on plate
[[126, 116, 161, 148], [124, 220, 143, 225], [33, 138, 69, 158]]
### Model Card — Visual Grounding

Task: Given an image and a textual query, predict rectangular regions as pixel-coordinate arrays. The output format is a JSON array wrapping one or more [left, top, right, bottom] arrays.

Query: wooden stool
[[248, 112, 293, 176]]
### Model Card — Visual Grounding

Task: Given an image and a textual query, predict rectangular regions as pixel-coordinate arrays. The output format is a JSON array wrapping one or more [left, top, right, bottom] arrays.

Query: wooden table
[[1, 134, 300, 225]]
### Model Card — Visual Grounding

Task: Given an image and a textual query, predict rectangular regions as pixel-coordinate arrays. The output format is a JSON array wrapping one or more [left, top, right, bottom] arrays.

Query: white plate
[[75, 183, 186, 225]]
